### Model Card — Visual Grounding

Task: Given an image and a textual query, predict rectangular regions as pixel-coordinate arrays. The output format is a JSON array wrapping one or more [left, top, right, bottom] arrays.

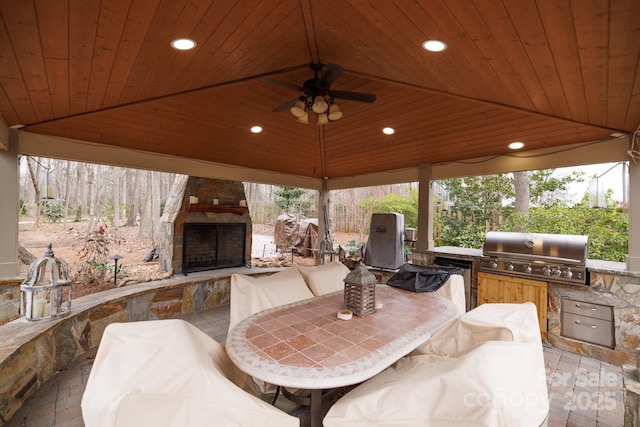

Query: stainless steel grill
[[479, 231, 589, 286]]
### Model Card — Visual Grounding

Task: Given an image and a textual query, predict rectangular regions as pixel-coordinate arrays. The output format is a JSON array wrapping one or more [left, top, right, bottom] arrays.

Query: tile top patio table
[[226, 284, 458, 426]]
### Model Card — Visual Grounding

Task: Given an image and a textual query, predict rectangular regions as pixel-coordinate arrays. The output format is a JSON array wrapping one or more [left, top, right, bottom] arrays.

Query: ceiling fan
[[261, 63, 376, 123]]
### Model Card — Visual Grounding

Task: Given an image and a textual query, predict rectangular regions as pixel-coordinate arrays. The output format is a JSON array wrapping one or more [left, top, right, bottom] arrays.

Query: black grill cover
[[386, 263, 464, 293]]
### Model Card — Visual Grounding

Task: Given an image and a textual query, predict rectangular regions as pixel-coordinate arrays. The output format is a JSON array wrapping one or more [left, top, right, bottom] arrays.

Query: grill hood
[[483, 231, 588, 265]]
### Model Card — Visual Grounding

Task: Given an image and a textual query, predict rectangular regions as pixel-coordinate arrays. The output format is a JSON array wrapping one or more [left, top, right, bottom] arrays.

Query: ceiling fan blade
[[260, 77, 303, 92], [331, 90, 376, 103], [317, 64, 343, 87], [272, 98, 301, 112]]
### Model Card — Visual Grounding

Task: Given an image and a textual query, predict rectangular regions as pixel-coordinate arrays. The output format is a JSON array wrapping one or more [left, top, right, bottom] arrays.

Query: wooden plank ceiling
[[0, 0, 638, 180]]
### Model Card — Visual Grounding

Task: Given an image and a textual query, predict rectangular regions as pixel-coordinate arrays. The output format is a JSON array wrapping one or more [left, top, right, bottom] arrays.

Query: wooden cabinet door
[[477, 272, 548, 339]]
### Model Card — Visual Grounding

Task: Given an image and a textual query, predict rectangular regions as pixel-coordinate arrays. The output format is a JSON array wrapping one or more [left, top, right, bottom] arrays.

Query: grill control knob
[[489, 260, 498, 269], [506, 262, 514, 271], [542, 265, 552, 276], [552, 267, 562, 276], [562, 268, 573, 279], [523, 264, 532, 273]]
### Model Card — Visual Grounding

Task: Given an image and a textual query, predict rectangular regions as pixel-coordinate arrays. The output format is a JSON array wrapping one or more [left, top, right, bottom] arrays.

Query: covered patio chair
[[412, 302, 541, 356], [81, 319, 298, 427], [228, 267, 315, 398], [323, 340, 549, 427], [429, 273, 466, 315], [323, 303, 549, 427], [228, 267, 314, 334]]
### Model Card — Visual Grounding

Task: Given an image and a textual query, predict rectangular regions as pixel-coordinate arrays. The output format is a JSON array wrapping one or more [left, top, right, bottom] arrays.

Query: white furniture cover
[[413, 302, 541, 357], [323, 340, 549, 427], [81, 319, 299, 427], [228, 267, 314, 334], [293, 260, 351, 296], [430, 274, 466, 316]]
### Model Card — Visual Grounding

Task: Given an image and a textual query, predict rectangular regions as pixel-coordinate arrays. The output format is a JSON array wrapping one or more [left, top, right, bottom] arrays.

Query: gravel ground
[[251, 234, 279, 258]]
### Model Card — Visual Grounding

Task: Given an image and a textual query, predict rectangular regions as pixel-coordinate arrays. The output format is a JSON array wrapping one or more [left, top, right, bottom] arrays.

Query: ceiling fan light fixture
[[290, 101, 306, 118], [296, 112, 309, 124], [328, 104, 343, 121], [318, 113, 329, 125], [312, 96, 328, 113]]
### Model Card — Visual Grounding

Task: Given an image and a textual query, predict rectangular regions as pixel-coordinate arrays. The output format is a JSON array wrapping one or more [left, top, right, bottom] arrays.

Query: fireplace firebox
[[182, 223, 247, 275]]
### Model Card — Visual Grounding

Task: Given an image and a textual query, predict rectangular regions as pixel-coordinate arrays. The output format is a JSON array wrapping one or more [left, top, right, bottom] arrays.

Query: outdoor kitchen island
[[412, 246, 640, 368]]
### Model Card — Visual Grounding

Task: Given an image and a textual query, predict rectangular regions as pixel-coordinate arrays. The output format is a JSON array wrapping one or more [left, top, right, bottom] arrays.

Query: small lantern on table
[[20, 243, 72, 322], [343, 262, 377, 317]]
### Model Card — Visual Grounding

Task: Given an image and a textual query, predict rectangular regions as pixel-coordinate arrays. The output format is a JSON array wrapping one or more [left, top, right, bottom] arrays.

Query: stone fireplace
[[159, 176, 252, 274]]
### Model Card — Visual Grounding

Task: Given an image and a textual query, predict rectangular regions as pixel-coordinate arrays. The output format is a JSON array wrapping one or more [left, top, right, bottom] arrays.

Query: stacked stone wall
[[0, 268, 277, 423]]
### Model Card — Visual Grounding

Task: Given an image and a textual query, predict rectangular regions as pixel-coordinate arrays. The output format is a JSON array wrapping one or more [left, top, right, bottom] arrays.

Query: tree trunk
[[85, 164, 96, 235], [26, 157, 41, 228], [114, 167, 121, 238], [125, 169, 140, 226], [18, 244, 37, 265], [137, 170, 161, 243], [514, 171, 530, 231], [138, 172, 152, 239], [151, 171, 161, 244], [62, 160, 71, 223]]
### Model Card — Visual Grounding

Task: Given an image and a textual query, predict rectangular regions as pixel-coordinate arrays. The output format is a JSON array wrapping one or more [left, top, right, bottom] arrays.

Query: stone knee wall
[[0, 278, 21, 324], [0, 269, 277, 423]]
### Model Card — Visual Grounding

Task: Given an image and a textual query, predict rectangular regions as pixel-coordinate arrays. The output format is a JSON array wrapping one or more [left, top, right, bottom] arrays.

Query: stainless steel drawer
[[562, 298, 612, 320], [561, 312, 614, 348]]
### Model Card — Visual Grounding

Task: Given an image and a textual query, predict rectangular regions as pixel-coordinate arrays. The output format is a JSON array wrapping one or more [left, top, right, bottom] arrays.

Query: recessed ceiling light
[[610, 132, 625, 138], [170, 38, 196, 50], [383, 127, 395, 135], [422, 40, 447, 52], [9, 124, 25, 129], [508, 141, 525, 150], [250, 125, 263, 134]]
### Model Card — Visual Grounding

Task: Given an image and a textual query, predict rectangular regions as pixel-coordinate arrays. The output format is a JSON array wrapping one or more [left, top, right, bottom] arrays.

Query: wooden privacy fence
[[248, 202, 368, 235], [332, 203, 368, 234]]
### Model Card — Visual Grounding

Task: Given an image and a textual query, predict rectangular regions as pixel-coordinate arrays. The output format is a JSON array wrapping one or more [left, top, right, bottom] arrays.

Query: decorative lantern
[[20, 243, 72, 322], [343, 262, 377, 317]]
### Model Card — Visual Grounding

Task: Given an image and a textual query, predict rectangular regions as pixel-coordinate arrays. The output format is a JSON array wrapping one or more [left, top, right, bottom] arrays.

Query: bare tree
[[125, 169, 140, 226], [84, 163, 108, 235], [26, 157, 41, 228], [113, 167, 122, 238], [138, 171, 161, 243], [60, 160, 72, 222]]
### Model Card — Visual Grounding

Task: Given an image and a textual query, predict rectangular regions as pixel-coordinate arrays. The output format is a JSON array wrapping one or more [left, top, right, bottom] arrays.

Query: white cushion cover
[[81, 319, 298, 427], [413, 302, 541, 357], [430, 274, 466, 315], [293, 260, 351, 296], [228, 268, 314, 334], [323, 340, 549, 427]]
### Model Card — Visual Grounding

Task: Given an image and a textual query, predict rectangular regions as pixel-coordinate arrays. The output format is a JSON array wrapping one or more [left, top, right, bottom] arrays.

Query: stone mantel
[[186, 204, 249, 215]]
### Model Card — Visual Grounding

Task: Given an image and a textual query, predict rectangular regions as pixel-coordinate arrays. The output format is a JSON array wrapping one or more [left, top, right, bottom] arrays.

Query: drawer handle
[[575, 320, 597, 329], [574, 304, 597, 311]]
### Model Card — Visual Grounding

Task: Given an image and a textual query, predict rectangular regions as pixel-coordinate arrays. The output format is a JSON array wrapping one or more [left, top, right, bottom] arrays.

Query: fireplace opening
[[182, 223, 247, 274]]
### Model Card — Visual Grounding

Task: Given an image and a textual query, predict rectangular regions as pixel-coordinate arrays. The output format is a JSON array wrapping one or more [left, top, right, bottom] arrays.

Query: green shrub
[[41, 200, 64, 223]]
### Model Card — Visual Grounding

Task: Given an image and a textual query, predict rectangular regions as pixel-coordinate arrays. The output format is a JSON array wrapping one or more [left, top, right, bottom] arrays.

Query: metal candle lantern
[[20, 243, 72, 322], [343, 262, 377, 317]]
